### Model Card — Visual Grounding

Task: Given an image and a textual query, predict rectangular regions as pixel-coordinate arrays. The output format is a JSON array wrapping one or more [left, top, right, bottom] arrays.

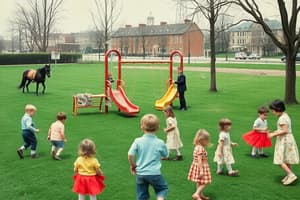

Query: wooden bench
[[72, 94, 106, 116]]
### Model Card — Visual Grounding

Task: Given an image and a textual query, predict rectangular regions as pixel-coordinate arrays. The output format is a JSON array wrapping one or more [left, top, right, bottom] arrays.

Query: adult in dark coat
[[175, 67, 187, 110]]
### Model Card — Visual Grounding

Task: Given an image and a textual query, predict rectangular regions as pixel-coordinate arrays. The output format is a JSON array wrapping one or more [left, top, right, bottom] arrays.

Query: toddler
[[213, 118, 239, 176], [47, 112, 67, 160], [243, 106, 272, 157], [128, 114, 168, 200], [73, 139, 105, 200], [17, 104, 40, 159], [188, 129, 211, 200], [162, 106, 183, 160]]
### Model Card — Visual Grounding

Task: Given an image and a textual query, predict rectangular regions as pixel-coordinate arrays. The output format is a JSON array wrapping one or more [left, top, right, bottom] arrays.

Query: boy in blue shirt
[[128, 114, 168, 200], [17, 104, 40, 159]]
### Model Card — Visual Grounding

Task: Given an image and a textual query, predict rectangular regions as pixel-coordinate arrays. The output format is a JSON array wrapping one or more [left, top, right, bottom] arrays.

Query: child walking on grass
[[162, 106, 183, 160], [47, 112, 67, 160], [128, 114, 168, 200], [188, 129, 212, 200], [243, 106, 272, 158], [268, 99, 299, 185], [213, 118, 239, 176], [17, 104, 40, 159], [73, 139, 105, 200]]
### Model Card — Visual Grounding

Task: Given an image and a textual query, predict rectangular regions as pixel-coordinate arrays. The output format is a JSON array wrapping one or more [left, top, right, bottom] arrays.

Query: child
[[162, 106, 183, 160], [17, 104, 40, 159], [128, 114, 168, 200], [188, 129, 212, 200], [73, 139, 105, 200], [47, 112, 67, 160], [268, 99, 299, 185], [213, 118, 239, 176], [174, 67, 187, 110], [243, 106, 272, 158]]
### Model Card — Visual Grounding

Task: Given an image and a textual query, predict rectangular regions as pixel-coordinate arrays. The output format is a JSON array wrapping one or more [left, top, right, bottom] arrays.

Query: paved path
[[121, 66, 300, 77]]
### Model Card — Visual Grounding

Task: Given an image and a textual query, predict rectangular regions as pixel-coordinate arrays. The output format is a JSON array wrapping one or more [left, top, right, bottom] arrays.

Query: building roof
[[112, 22, 197, 38], [230, 19, 282, 32]]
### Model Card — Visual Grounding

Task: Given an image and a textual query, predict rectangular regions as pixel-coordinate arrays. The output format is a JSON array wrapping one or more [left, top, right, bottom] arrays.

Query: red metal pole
[[169, 50, 184, 85]]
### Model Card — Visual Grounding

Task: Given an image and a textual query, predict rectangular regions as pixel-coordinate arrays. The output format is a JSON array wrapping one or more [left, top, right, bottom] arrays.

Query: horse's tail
[[18, 71, 28, 89]]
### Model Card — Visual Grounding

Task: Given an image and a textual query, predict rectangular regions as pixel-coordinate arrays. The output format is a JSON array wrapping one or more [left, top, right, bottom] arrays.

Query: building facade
[[229, 19, 282, 56], [111, 20, 204, 57]]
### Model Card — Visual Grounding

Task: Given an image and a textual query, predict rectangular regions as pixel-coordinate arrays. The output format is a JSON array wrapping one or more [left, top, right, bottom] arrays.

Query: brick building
[[111, 20, 204, 57]]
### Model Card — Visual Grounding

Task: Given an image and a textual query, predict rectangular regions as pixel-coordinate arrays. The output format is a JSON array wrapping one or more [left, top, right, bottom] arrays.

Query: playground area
[[0, 58, 300, 199]]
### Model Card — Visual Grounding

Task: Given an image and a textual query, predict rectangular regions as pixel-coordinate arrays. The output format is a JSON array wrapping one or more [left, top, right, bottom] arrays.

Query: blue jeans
[[136, 175, 168, 200], [22, 130, 37, 151], [51, 141, 64, 148]]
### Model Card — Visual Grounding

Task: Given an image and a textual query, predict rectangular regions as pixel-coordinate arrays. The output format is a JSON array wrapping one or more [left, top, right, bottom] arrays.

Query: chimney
[[184, 19, 192, 23], [160, 22, 167, 25], [139, 24, 146, 27], [125, 25, 132, 28]]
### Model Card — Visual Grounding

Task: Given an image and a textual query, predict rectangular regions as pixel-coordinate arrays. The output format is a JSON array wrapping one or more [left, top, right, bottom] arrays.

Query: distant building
[[229, 19, 283, 55], [111, 19, 204, 57]]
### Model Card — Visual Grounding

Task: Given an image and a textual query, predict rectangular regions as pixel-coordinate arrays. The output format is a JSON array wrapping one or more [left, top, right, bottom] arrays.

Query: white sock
[[258, 148, 264, 154], [56, 148, 63, 156], [78, 194, 85, 200], [176, 149, 181, 156], [217, 164, 223, 172], [20, 146, 25, 150], [90, 195, 97, 200], [30, 150, 36, 155], [251, 147, 257, 155], [51, 145, 56, 152], [226, 164, 233, 173]]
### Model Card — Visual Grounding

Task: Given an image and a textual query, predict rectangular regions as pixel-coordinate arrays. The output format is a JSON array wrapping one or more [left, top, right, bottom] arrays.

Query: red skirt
[[243, 130, 272, 148], [73, 174, 105, 195]]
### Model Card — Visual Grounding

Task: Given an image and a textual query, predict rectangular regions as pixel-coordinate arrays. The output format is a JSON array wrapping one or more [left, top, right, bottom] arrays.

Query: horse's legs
[[25, 80, 31, 92], [41, 81, 46, 94], [36, 82, 39, 96]]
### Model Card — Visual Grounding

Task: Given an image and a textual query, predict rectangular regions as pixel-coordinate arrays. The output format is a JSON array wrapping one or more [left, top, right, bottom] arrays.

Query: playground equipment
[[154, 50, 184, 110], [104, 50, 140, 115]]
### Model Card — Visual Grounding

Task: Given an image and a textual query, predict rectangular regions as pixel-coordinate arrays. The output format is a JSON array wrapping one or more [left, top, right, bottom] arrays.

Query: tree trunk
[[285, 52, 298, 103], [209, 1, 217, 92]]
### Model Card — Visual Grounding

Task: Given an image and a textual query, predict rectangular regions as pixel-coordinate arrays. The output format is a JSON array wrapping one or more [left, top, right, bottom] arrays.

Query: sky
[[0, 0, 285, 39]]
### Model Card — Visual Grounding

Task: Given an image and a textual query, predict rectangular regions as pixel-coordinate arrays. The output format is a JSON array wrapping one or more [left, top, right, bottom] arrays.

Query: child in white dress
[[268, 99, 299, 185], [214, 118, 239, 176], [162, 106, 183, 160]]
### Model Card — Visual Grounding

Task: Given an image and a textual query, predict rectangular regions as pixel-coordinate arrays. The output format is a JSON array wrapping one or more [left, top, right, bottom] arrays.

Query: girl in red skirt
[[188, 129, 211, 200], [243, 106, 272, 158], [73, 139, 105, 200]]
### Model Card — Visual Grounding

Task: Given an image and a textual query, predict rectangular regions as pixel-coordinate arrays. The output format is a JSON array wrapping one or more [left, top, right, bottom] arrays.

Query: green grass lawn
[[0, 63, 300, 200]]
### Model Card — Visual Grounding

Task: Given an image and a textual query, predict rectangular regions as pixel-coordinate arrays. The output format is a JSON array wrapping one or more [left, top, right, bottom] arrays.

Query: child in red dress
[[73, 139, 105, 200], [188, 129, 211, 200], [243, 106, 272, 158]]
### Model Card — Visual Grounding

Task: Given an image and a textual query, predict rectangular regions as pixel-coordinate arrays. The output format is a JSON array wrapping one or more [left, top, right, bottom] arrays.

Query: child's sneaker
[[54, 155, 62, 161], [281, 176, 288, 183], [174, 155, 183, 161], [216, 170, 223, 175], [228, 170, 239, 176], [31, 154, 38, 159], [17, 149, 24, 159], [259, 153, 268, 158]]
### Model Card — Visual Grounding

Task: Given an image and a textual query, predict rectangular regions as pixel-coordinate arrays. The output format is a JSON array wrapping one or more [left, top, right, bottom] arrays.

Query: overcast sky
[[0, 0, 286, 38]]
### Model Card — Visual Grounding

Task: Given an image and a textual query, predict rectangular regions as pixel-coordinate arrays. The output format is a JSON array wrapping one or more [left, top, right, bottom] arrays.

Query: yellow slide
[[155, 84, 178, 110]]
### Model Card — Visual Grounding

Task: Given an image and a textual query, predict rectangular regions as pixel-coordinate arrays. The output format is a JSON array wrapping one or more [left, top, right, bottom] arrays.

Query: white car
[[235, 52, 247, 59], [247, 53, 261, 60]]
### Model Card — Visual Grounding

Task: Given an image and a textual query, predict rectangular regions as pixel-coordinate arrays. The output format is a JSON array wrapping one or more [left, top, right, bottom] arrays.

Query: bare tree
[[234, 0, 300, 104], [92, 0, 121, 52], [180, 0, 233, 92], [14, 0, 64, 52]]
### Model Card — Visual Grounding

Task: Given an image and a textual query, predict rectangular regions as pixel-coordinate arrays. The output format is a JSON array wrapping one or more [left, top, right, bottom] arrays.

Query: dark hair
[[269, 99, 285, 112], [57, 112, 67, 120], [257, 106, 269, 114], [219, 118, 232, 130]]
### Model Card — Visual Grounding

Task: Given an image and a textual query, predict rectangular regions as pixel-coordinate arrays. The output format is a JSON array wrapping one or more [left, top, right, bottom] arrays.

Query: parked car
[[281, 53, 300, 62], [235, 52, 247, 59], [247, 53, 261, 60]]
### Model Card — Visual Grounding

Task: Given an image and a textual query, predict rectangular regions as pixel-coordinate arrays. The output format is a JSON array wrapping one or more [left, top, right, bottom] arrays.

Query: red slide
[[109, 86, 139, 115]]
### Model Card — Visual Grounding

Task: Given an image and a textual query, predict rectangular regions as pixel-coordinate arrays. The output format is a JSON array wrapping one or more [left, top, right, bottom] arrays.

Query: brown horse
[[18, 64, 51, 95]]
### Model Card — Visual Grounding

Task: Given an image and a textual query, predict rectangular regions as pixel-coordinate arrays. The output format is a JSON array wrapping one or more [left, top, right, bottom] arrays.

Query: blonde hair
[[141, 114, 160, 132], [219, 118, 232, 131], [78, 139, 96, 157], [193, 129, 210, 146], [163, 105, 175, 118], [25, 104, 37, 111]]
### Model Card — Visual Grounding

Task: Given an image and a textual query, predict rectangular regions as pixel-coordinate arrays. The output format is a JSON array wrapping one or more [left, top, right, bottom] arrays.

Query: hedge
[[0, 53, 82, 65]]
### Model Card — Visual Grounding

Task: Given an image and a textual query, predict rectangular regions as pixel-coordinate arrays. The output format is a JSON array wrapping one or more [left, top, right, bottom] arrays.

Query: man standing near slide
[[175, 67, 187, 110]]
